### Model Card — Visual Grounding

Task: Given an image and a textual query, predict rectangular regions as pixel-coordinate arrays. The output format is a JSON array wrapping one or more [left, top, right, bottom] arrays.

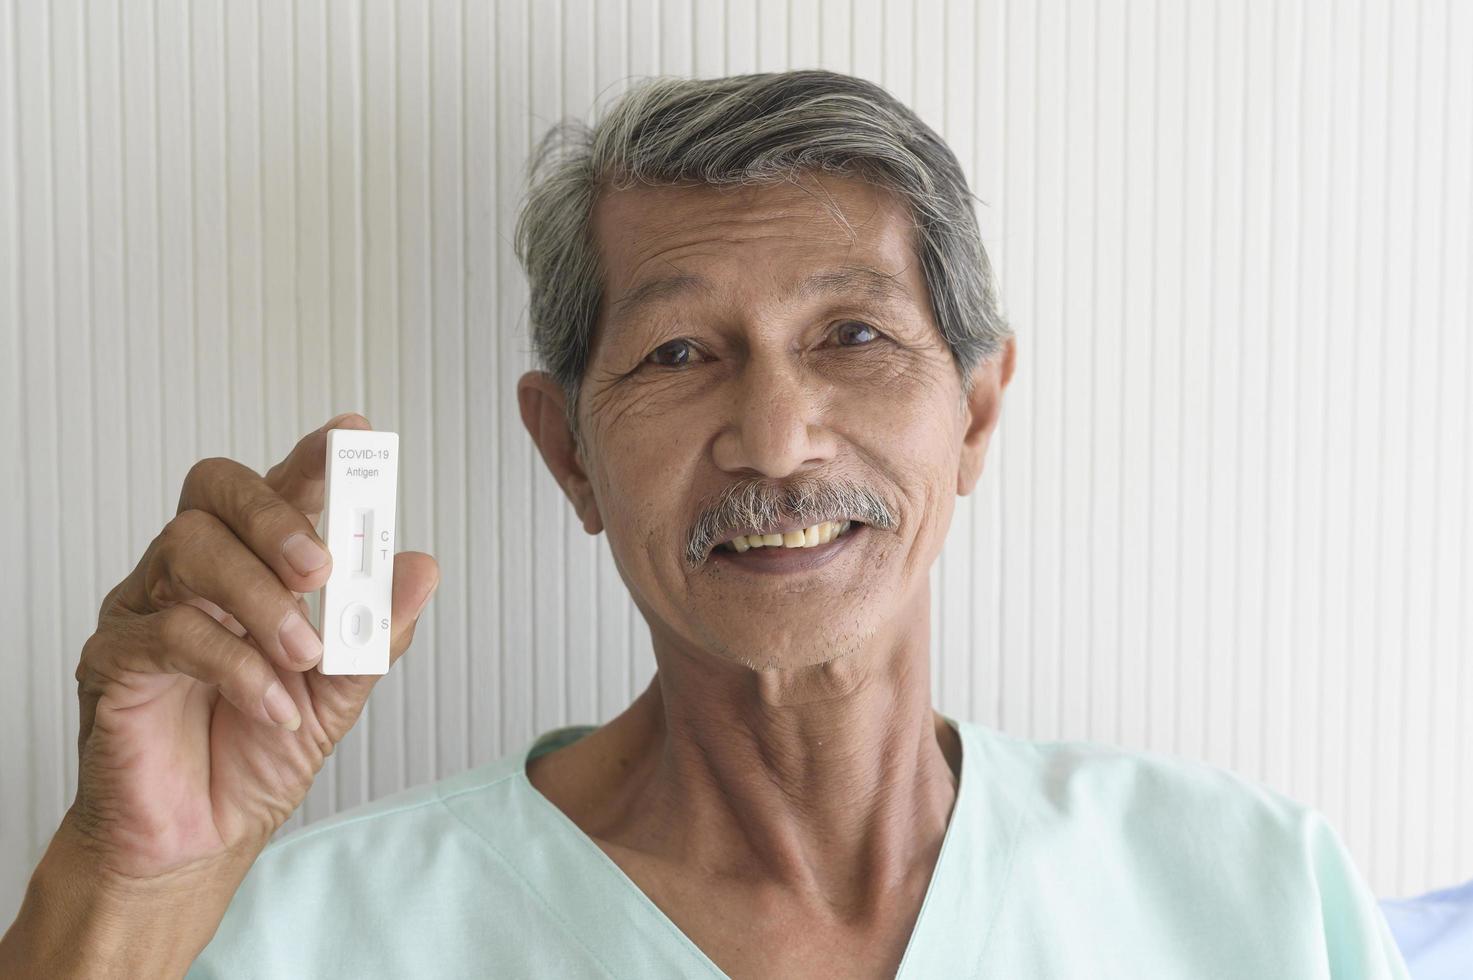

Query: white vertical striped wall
[[2, 0, 1469, 925]]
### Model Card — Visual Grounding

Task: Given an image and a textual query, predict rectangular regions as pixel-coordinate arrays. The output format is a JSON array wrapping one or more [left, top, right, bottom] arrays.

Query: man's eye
[[833, 321, 881, 346], [645, 338, 694, 367]]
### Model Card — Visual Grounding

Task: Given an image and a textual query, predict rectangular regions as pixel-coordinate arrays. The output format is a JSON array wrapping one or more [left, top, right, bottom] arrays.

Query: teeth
[[719, 520, 859, 552]]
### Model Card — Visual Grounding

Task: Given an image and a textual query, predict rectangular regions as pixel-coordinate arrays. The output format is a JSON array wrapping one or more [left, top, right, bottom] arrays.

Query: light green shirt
[[187, 717, 1410, 978]]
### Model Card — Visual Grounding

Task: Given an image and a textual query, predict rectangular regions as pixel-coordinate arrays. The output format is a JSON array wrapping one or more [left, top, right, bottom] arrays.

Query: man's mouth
[[715, 519, 858, 553], [704, 520, 867, 574]]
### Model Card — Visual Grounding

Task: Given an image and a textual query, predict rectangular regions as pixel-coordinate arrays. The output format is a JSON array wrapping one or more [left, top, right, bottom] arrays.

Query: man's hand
[[0, 412, 439, 977]]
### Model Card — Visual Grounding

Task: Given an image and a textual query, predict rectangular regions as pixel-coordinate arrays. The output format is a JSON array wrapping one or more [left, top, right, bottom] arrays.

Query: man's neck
[[533, 592, 961, 918]]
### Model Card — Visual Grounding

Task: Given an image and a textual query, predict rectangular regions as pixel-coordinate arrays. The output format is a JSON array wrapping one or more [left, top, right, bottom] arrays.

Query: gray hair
[[512, 69, 1012, 434]]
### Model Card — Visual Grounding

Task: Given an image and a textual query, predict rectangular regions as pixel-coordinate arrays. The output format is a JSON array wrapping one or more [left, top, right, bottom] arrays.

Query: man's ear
[[517, 371, 604, 534], [956, 336, 1017, 496]]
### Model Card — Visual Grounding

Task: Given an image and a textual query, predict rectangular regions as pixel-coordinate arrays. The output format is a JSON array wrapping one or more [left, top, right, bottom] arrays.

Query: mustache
[[685, 476, 898, 568]]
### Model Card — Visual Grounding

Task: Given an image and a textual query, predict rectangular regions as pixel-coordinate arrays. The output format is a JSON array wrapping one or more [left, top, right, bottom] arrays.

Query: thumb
[[385, 551, 440, 666]]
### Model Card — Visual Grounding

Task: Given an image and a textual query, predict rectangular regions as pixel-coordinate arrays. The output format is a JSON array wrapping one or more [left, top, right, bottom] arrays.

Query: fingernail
[[263, 682, 301, 731], [318, 412, 356, 432], [279, 611, 323, 667], [415, 582, 438, 618], [283, 533, 330, 575]]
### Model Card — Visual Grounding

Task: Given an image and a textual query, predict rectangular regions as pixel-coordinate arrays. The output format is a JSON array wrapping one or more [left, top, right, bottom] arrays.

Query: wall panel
[[3, 0, 1470, 922]]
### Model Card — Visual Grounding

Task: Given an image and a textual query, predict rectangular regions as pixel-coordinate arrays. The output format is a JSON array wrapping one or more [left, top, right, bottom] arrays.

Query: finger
[[137, 509, 324, 672], [81, 603, 302, 732], [262, 412, 375, 520], [386, 551, 440, 667], [175, 457, 334, 595]]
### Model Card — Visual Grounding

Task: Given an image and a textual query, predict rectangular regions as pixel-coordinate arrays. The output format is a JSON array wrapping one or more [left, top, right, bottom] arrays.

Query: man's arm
[[1, 809, 254, 978]]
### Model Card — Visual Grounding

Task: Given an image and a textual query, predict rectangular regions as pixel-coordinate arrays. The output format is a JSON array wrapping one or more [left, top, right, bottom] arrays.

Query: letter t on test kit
[[318, 428, 399, 674]]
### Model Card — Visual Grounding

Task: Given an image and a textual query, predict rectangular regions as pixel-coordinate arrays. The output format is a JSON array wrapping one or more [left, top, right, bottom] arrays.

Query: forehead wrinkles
[[616, 220, 853, 290], [593, 176, 904, 287], [596, 219, 906, 335]]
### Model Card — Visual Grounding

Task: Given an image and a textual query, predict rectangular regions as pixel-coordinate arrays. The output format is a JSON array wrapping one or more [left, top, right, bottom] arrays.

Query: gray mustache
[[686, 477, 898, 567]]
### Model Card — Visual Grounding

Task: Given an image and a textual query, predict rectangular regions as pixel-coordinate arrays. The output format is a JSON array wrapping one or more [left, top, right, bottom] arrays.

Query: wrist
[[0, 811, 253, 978]]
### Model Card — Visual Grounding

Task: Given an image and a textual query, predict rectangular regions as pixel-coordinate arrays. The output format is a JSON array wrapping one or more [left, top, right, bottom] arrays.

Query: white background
[[2, 0, 1470, 925]]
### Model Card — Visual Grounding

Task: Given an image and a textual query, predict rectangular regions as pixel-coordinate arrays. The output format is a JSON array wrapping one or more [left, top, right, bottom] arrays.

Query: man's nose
[[710, 357, 835, 478]]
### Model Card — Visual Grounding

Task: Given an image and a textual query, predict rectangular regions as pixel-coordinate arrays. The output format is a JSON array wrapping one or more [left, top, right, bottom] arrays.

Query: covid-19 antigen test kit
[[317, 428, 399, 675]]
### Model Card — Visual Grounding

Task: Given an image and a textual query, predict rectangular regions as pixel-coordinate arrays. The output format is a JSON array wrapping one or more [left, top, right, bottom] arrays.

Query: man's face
[[530, 172, 1012, 670]]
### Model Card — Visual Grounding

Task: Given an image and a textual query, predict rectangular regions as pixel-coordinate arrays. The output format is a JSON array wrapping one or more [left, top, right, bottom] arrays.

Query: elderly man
[[2, 70, 1407, 978]]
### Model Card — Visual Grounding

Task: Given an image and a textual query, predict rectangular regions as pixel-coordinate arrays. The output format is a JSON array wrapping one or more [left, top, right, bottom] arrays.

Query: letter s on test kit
[[318, 428, 399, 674]]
